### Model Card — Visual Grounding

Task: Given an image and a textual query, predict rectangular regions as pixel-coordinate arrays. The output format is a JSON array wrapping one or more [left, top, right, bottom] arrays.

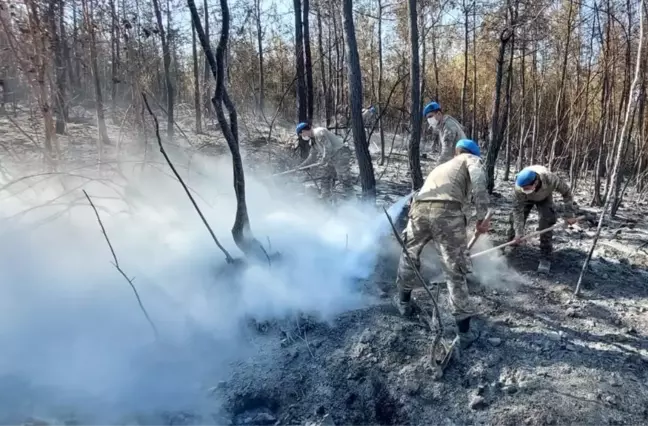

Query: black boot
[[392, 288, 414, 317]]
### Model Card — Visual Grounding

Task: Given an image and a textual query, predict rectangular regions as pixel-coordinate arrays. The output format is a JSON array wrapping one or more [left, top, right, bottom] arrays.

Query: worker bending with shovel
[[394, 139, 490, 349], [295, 122, 354, 199], [509, 165, 579, 273]]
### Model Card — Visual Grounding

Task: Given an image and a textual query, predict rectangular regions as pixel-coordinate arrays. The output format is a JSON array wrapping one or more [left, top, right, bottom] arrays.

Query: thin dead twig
[[142, 92, 235, 264], [82, 190, 159, 339]]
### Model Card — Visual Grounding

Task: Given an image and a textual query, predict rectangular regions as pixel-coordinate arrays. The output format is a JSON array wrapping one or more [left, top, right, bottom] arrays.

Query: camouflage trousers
[[507, 196, 557, 258], [395, 201, 475, 321], [319, 146, 354, 198]]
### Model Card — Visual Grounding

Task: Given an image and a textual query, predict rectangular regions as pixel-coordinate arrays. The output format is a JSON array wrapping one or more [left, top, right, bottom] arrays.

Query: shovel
[[272, 162, 323, 177]]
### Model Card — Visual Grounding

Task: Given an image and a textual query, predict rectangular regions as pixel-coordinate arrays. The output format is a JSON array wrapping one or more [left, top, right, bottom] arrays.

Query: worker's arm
[[297, 140, 319, 168], [466, 156, 490, 222], [548, 172, 577, 218], [512, 191, 527, 237]]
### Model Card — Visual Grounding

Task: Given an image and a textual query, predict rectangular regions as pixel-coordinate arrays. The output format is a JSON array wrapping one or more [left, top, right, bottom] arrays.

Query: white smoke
[[0, 151, 402, 424]]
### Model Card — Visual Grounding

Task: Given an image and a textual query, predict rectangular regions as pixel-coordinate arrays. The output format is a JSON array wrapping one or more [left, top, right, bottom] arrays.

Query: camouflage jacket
[[299, 127, 345, 167], [512, 165, 576, 237], [415, 153, 490, 221], [438, 115, 467, 164]]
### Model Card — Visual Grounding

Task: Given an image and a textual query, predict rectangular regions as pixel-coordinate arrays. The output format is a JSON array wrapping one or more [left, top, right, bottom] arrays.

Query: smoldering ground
[[0, 149, 402, 424]]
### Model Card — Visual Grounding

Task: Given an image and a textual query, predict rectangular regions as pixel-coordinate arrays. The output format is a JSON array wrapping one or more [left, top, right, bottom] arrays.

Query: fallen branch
[[142, 93, 235, 264], [470, 216, 586, 259], [383, 207, 447, 377], [82, 190, 159, 339]]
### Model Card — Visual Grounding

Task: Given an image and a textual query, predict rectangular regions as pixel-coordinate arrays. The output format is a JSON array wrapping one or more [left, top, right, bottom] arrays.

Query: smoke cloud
[[0, 150, 401, 424]]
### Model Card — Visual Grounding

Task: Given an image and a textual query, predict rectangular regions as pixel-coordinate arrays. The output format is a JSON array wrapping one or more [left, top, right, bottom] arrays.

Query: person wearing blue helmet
[[295, 122, 354, 199], [423, 101, 467, 164], [508, 165, 579, 273], [394, 138, 490, 350], [362, 105, 378, 129]]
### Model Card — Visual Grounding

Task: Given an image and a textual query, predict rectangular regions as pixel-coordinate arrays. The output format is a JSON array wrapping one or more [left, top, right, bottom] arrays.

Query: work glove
[[511, 235, 525, 246], [475, 217, 490, 235]]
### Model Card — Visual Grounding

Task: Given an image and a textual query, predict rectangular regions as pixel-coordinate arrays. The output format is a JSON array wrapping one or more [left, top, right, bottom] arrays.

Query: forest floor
[[1, 106, 648, 425]]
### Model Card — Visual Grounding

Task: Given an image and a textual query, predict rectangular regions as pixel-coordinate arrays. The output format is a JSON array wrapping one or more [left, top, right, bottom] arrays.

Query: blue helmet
[[455, 139, 480, 157], [296, 122, 309, 135], [516, 168, 538, 187], [422, 101, 441, 117]]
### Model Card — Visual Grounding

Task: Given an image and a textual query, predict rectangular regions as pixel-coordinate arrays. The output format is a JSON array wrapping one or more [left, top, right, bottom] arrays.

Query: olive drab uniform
[[298, 127, 354, 198], [507, 165, 577, 259], [438, 115, 467, 164], [396, 153, 490, 320]]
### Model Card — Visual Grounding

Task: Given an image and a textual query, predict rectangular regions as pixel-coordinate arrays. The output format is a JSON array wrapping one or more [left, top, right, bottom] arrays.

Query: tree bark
[[342, 0, 376, 200], [151, 0, 174, 137], [254, 0, 264, 111], [407, 0, 423, 190], [485, 27, 513, 193], [377, 0, 386, 165], [303, 0, 314, 121], [110, 0, 117, 122], [191, 16, 202, 133], [293, 0, 309, 157], [316, 4, 329, 124], [188, 0, 266, 259], [461, 0, 469, 125]]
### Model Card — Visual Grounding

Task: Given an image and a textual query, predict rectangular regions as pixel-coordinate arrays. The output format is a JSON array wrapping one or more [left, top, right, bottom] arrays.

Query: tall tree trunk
[[342, 0, 376, 200], [83, 0, 110, 151], [471, 0, 477, 138], [407, 0, 423, 190], [485, 27, 513, 193], [548, 0, 574, 168], [188, 0, 265, 259], [503, 0, 517, 181], [151, 0, 173, 137], [110, 0, 117, 122], [516, 35, 526, 171], [303, 0, 314, 120], [327, 10, 333, 127], [316, 4, 329, 124], [461, 0, 469, 125], [254, 0, 264, 111], [293, 0, 309, 157], [51, 0, 66, 134], [576, 0, 644, 294], [191, 16, 202, 133], [377, 0, 386, 165], [203, 0, 211, 118]]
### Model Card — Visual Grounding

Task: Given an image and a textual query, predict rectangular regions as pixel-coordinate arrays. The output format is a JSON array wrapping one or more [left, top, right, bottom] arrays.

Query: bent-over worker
[[394, 139, 490, 349], [296, 122, 354, 199], [508, 165, 579, 273], [423, 101, 467, 164]]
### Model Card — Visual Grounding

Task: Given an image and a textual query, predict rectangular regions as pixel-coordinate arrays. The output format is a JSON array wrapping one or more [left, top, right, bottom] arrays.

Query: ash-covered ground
[[0, 109, 647, 425]]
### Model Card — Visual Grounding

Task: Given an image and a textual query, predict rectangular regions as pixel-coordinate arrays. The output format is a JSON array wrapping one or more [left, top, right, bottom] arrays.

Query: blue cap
[[455, 139, 480, 157], [296, 122, 309, 135], [423, 101, 441, 116], [516, 168, 538, 187], [370, 105, 376, 112]]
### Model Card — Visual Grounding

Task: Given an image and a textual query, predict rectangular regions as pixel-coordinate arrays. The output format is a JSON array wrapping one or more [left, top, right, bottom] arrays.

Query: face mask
[[302, 135, 310, 141], [521, 187, 535, 194], [427, 117, 438, 128]]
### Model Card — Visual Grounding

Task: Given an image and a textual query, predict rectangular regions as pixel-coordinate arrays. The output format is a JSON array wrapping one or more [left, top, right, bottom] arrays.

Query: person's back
[[415, 153, 485, 213], [312, 127, 344, 155]]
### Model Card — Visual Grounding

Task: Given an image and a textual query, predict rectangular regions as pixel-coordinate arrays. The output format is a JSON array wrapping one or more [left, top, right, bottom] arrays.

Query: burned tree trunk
[[316, 4, 329, 124], [293, 0, 309, 158], [342, 0, 376, 200], [377, 0, 386, 165], [188, 0, 266, 259], [303, 0, 314, 120], [407, 0, 423, 190], [152, 0, 174, 137], [82, 0, 111, 148], [485, 27, 513, 193], [191, 16, 202, 133], [254, 0, 264, 111]]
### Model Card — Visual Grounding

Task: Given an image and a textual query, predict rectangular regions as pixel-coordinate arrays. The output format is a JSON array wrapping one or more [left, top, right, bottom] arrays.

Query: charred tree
[[342, 0, 376, 200], [191, 15, 202, 133], [303, 0, 314, 120], [407, 0, 423, 190], [188, 0, 266, 259], [484, 27, 513, 193], [316, 3, 330, 124], [293, 0, 309, 158], [254, 0, 264, 111], [377, 0, 386, 165], [152, 0, 174, 137]]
